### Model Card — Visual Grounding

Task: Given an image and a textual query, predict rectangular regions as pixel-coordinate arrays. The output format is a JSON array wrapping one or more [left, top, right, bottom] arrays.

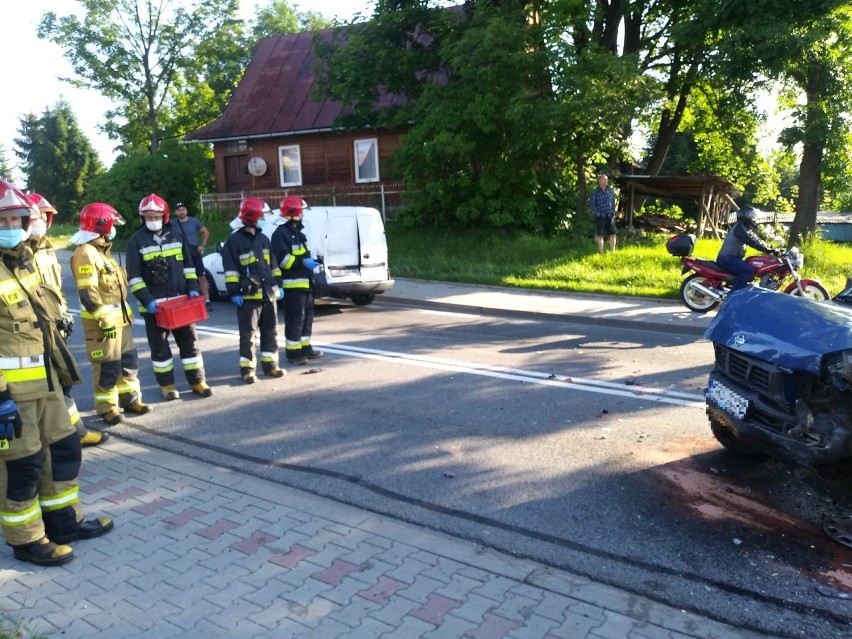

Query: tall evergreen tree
[[14, 101, 103, 216]]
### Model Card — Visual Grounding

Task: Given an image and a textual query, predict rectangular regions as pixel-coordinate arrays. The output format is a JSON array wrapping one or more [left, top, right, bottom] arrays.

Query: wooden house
[[184, 29, 407, 195]]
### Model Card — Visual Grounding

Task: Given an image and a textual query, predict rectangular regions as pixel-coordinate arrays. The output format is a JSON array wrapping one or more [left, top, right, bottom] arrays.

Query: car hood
[[704, 286, 852, 376]]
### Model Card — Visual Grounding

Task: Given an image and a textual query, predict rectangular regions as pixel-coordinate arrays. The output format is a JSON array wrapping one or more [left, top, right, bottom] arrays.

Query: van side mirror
[[216, 241, 225, 253]]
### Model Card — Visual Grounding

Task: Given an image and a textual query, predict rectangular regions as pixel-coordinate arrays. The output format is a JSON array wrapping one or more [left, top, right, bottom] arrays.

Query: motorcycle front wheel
[[784, 280, 830, 301], [680, 274, 721, 313]]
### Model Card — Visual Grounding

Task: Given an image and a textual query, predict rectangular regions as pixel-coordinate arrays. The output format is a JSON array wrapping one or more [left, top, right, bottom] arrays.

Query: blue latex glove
[[188, 291, 200, 299], [277, 288, 285, 300], [0, 398, 23, 442], [146, 300, 157, 314], [230, 295, 244, 307], [303, 258, 318, 270]]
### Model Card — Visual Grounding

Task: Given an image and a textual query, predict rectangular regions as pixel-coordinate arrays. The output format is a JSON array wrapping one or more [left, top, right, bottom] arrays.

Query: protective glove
[[0, 394, 23, 443], [101, 322, 117, 339], [188, 291, 200, 299], [230, 295, 244, 307], [57, 312, 75, 337], [303, 258, 318, 270], [277, 288, 285, 300], [146, 300, 158, 314]]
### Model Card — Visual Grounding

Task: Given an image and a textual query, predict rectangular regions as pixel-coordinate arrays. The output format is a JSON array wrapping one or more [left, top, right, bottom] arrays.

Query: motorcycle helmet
[[0, 179, 33, 231], [280, 195, 308, 220], [239, 197, 267, 226], [27, 192, 57, 229], [139, 193, 170, 224], [736, 206, 761, 227]]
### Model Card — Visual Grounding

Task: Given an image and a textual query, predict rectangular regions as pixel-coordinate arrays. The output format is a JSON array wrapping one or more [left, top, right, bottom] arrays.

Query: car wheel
[[204, 269, 220, 301], [709, 411, 766, 457], [350, 294, 375, 306]]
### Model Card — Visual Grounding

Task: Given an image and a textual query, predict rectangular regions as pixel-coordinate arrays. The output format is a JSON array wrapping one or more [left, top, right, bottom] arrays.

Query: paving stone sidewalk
[[1, 439, 771, 639]]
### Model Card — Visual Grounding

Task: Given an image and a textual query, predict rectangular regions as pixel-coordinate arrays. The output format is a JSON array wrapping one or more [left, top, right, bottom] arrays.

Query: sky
[[1, 1, 373, 180]]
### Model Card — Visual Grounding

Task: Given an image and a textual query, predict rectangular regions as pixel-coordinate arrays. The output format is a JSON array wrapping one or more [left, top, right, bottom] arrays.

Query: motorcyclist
[[716, 206, 779, 292]]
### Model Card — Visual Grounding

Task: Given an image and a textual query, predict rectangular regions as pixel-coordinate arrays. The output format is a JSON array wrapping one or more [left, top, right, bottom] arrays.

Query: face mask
[[0, 228, 23, 249], [28, 218, 47, 238], [108, 226, 117, 241], [146, 220, 163, 232]]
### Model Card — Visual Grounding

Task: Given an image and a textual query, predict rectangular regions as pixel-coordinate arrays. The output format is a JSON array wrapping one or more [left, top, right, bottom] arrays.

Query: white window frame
[[278, 144, 302, 186], [354, 138, 380, 183]]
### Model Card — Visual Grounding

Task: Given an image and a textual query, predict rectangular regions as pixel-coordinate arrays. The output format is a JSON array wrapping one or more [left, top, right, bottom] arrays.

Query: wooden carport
[[616, 175, 740, 238]]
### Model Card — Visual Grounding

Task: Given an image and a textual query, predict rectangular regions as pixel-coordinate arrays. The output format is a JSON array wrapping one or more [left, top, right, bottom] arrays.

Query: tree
[[84, 140, 214, 239], [13, 102, 103, 216], [0, 145, 13, 181], [249, 0, 331, 42], [39, 0, 245, 154]]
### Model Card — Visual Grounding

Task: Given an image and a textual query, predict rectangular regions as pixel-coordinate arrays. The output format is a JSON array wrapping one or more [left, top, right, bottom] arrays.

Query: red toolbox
[[155, 295, 208, 330]]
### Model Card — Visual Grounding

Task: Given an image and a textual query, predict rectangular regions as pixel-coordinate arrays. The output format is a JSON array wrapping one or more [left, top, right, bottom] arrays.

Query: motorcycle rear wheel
[[680, 274, 721, 313], [784, 280, 830, 301]]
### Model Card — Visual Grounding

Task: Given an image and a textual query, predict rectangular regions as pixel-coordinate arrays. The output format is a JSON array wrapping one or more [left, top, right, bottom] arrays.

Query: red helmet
[[239, 197, 267, 226], [138, 193, 169, 224], [0, 179, 33, 230], [280, 195, 307, 219], [80, 202, 125, 236], [27, 192, 57, 229]]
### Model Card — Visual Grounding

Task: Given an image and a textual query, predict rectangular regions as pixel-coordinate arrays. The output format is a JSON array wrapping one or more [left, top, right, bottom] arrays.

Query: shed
[[617, 175, 740, 238]]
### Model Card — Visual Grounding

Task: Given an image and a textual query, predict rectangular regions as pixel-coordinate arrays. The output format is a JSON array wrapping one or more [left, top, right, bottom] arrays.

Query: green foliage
[[249, 0, 331, 42], [83, 141, 213, 240], [0, 144, 13, 180], [13, 101, 103, 215], [39, 0, 245, 154]]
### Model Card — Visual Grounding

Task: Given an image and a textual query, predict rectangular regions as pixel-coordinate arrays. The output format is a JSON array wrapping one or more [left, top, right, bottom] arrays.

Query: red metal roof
[[185, 29, 375, 142]]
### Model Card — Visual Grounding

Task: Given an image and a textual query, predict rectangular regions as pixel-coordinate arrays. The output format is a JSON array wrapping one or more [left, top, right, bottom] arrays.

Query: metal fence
[[199, 182, 408, 222]]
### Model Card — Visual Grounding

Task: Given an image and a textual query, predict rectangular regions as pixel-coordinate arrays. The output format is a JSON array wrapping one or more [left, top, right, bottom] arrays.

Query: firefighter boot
[[241, 369, 256, 384], [304, 347, 324, 360], [161, 385, 180, 401], [102, 409, 124, 426], [263, 365, 286, 378], [191, 382, 213, 398], [80, 429, 110, 447], [125, 401, 151, 415], [52, 516, 114, 544], [287, 353, 308, 365], [13, 537, 75, 567]]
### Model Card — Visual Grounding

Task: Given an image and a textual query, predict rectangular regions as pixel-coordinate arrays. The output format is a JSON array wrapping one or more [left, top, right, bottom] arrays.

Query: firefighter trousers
[[142, 314, 205, 387], [283, 289, 315, 361], [237, 299, 279, 374], [0, 374, 82, 546], [82, 319, 142, 416]]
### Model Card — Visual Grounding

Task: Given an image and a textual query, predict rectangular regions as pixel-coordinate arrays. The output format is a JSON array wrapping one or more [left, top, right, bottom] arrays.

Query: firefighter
[[222, 197, 285, 383], [26, 193, 107, 447], [126, 194, 212, 401], [69, 202, 150, 425], [271, 196, 323, 365], [0, 179, 113, 566]]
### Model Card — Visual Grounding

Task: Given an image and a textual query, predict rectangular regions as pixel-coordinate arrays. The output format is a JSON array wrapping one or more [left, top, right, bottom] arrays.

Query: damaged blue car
[[704, 286, 852, 469]]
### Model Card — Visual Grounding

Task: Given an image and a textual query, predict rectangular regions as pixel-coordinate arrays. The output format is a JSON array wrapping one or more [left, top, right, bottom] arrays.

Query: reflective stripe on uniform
[[141, 243, 183, 260], [282, 278, 311, 289], [1, 367, 47, 382], [80, 303, 122, 320], [40, 486, 79, 512], [0, 355, 45, 369], [95, 389, 119, 404], [239, 357, 256, 368], [238, 251, 257, 266], [224, 270, 239, 284], [184, 268, 197, 280], [152, 358, 174, 373], [0, 502, 41, 526], [260, 351, 277, 363], [181, 356, 203, 371]]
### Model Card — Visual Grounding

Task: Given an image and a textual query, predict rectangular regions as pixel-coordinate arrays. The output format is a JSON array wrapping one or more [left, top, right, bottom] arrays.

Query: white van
[[202, 205, 394, 306]]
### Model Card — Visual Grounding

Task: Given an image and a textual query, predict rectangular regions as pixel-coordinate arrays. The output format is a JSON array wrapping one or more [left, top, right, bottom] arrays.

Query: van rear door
[[322, 208, 361, 283], [356, 207, 389, 282]]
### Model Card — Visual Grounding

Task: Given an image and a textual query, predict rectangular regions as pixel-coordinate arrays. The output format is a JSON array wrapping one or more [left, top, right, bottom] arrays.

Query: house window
[[225, 139, 247, 153], [354, 138, 379, 183], [278, 145, 302, 186]]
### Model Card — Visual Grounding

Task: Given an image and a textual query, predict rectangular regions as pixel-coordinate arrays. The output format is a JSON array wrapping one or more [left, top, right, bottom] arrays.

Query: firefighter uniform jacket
[[222, 228, 282, 302], [125, 224, 200, 313], [70, 238, 133, 330], [271, 220, 314, 290], [0, 245, 81, 401]]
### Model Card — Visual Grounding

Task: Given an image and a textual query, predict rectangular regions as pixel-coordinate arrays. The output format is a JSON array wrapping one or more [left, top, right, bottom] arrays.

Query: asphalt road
[[52, 275, 852, 639]]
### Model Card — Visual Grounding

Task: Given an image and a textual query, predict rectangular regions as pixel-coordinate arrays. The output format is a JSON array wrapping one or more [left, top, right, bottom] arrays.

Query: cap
[[174, 201, 186, 209]]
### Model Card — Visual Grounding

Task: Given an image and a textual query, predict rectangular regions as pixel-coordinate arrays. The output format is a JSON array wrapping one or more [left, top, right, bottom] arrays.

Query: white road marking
[[195, 324, 706, 409]]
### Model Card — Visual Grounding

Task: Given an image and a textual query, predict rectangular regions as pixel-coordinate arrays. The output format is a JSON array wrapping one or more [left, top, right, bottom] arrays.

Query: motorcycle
[[665, 233, 830, 313]]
